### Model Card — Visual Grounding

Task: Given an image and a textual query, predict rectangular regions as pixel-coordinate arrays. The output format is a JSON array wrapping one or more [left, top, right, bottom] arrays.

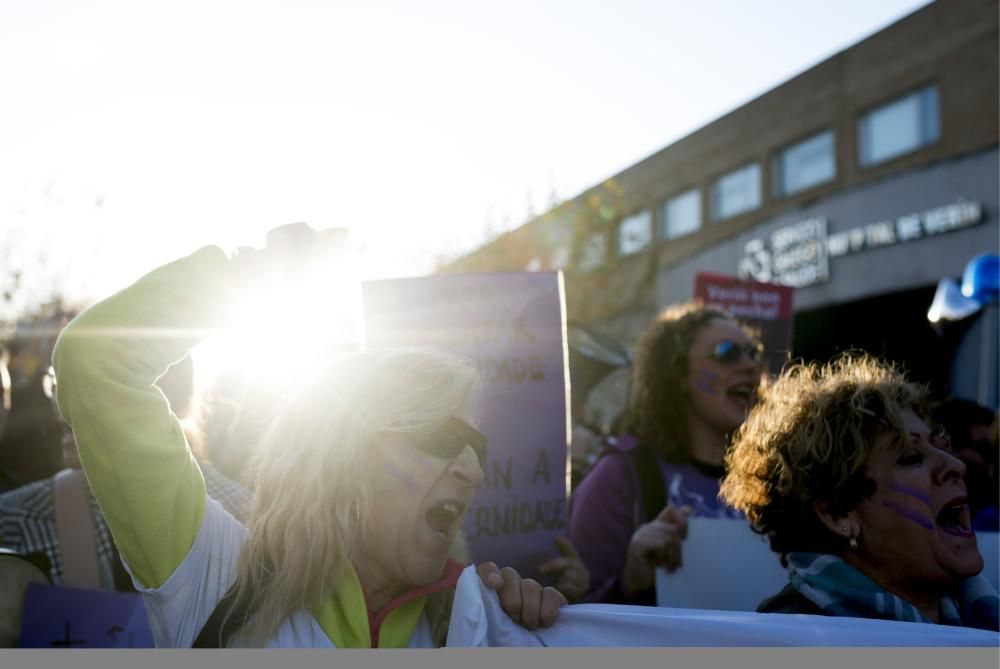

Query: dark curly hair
[[623, 302, 736, 463], [719, 354, 929, 563]]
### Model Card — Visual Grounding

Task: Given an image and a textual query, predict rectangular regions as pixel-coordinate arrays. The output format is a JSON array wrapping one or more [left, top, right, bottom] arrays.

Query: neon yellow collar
[[313, 560, 462, 648]]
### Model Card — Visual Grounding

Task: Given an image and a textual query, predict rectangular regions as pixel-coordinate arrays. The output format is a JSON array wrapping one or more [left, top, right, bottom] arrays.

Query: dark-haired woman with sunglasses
[[568, 302, 763, 604], [51, 227, 566, 647]]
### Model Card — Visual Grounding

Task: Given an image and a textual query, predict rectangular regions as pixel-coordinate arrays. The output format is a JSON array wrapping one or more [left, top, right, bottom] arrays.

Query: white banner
[[448, 567, 1000, 647], [656, 517, 1000, 612]]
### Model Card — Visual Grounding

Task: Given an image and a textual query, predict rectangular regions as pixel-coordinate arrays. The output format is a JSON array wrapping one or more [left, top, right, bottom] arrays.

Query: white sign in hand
[[655, 516, 787, 612]]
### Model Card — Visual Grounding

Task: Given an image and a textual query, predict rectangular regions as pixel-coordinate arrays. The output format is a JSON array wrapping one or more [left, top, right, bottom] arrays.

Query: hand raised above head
[[476, 562, 567, 630], [231, 222, 315, 266], [264, 222, 318, 257], [230, 223, 349, 283], [266, 223, 349, 266]]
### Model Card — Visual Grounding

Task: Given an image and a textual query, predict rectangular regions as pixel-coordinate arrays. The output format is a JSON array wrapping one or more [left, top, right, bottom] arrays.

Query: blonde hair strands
[[229, 347, 480, 645]]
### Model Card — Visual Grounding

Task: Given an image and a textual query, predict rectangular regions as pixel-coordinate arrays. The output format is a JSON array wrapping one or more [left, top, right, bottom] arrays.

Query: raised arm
[[53, 246, 241, 589]]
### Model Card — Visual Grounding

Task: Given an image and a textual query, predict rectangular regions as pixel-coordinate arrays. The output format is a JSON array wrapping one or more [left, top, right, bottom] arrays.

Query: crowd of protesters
[[0, 225, 997, 647]]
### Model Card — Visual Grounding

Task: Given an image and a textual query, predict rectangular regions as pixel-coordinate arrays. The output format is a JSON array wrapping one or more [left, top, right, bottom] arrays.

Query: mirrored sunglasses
[[709, 340, 764, 366]]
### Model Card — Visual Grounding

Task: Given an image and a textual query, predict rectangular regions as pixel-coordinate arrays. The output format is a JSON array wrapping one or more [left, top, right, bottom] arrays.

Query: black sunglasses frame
[[413, 416, 488, 469]]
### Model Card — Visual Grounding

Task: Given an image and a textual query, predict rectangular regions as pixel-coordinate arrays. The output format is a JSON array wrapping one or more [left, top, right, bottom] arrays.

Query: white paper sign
[[656, 517, 787, 611]]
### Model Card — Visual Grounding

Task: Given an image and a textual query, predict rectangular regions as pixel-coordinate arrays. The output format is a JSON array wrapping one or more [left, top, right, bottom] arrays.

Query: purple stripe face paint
[[694, 367, 720, 396], [381, 457, 423, 495], [398, 439, 443, 476], [882, 499, 934, 530], [378, 432, 449, 494], [888, 483, 932, 507]]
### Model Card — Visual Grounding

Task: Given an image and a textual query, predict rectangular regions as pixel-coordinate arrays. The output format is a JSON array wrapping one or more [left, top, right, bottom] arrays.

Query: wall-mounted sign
[[739, 200, 984, 288], [738, 217, 828, 288]]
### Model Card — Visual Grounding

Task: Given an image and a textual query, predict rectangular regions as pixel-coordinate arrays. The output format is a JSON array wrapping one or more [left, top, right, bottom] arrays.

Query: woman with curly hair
[[52, 228, 566, 647], [720, 355, 998, 629], [569, 302, 763, 604]]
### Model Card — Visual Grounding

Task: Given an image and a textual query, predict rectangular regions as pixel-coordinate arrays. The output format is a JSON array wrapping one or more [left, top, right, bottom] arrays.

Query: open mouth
[[726, 383, 755, 405], [936, 497, 974, 538], [424, 500, 466, 541]]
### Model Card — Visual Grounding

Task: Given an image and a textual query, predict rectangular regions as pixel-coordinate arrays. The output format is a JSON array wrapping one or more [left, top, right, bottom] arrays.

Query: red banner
[[693, 272, 795, 375]]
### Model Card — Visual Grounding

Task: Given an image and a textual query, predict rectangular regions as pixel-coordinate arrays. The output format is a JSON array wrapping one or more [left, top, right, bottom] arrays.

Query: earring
[[849, 535, 858, 550]]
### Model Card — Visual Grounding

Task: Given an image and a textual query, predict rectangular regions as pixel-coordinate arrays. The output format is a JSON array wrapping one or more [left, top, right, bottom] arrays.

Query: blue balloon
[[962, 254, 1000, 303]]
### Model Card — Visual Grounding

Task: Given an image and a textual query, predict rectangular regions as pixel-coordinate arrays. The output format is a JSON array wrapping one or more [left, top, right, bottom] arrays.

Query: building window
[[711, 163, 761, 221], [661, 188, 701, 239], [773, 130, 836, 197], [617, 211, 652, 256], [858, 86, 939, 167], [577, 233, 607, 271]]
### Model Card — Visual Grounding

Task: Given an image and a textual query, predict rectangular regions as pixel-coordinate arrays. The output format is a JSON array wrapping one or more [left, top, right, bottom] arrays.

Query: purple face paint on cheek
[[882, 499, 934, 530], [381, 459, 422, 495], [400, 444, 442, 477], [888, 483, 932, 508], [385, 433, 439, 472], [694, 367, 720, 396]]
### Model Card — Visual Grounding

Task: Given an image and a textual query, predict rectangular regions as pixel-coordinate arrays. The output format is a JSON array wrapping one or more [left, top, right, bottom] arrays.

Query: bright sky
[[0, 0, 933, 318]]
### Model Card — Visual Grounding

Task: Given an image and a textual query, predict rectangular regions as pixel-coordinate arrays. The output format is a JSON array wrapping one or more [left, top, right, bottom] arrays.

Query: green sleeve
[[53, 246, 242, 589]]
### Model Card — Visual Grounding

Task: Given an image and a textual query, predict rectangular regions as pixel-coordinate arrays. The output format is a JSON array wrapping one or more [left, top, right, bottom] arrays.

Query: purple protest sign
[[19, 582, 154, 648], [362, 272, 570, 579]]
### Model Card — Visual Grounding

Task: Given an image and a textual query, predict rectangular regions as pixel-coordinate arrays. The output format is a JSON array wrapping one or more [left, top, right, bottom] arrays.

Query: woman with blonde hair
[[52, 232, 565, 648], [720, 355, 998, 629]]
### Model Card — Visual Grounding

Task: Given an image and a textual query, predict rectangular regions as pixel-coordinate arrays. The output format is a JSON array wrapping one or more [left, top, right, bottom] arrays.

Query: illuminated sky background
[[0, 0, 932, 317]]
